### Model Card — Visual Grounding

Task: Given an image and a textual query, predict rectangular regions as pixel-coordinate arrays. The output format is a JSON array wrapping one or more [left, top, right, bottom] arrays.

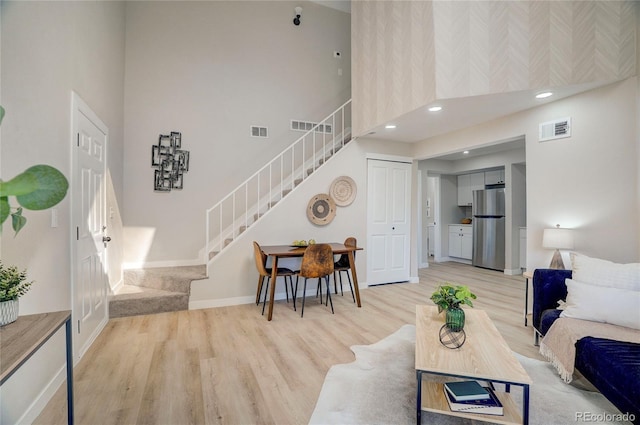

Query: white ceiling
[[310, 0, 351, 14], [364, 80, 611, 144]]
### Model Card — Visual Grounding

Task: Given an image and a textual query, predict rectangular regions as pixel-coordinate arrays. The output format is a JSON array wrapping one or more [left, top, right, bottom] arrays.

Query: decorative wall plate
[[307, 194, 336, 226], [330, 176, 357, 206]]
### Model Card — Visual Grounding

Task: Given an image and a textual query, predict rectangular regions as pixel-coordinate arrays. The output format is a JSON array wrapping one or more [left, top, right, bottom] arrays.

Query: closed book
[[444, 386, 504, 416], [444, 381, 490, 401]]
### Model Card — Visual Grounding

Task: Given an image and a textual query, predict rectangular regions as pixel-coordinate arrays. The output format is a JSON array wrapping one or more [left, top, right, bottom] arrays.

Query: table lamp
[[542, 224, 574, 269]]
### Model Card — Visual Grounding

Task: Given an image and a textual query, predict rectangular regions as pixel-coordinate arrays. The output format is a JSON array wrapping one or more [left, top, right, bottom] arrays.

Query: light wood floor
[[36, 261, 541, 425]]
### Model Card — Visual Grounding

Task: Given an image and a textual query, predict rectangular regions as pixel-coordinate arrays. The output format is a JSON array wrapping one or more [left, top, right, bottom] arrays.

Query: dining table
[[260, 242, 363, 321]]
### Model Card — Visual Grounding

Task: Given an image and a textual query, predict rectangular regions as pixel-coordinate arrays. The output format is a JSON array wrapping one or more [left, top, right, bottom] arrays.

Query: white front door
[[367, 159, 411, 285], [71, 93, 109, 360]]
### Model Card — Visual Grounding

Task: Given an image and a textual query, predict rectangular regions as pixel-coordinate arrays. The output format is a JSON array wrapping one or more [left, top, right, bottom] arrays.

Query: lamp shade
[[542, 226, 574, 250]]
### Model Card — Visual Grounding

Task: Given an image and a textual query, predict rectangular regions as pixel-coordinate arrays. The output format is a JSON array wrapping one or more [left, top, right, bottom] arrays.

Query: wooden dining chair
[[333, 237, 356, 303], [295, 243, 335, 317], [253, 241, 296, 314]]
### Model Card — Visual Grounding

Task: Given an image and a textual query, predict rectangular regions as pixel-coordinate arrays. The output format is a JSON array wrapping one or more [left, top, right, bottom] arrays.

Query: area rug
[[309, 324, 631, 425]]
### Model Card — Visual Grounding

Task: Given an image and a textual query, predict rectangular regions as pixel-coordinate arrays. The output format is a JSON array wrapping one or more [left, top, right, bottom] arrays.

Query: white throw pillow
[[560, 278, 640, 330], [570, 253, 640, 291]]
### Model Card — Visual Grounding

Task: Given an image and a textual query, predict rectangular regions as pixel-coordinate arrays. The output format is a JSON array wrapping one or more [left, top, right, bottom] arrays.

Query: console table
[[0, 310, 74, 425]]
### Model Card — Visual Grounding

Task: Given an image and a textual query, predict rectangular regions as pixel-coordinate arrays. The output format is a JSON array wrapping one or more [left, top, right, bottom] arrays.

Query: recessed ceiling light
[[385, 124, 396, 129], [428, 106, 442, 112], [463, 151, 469, 154], [536, 92, 553, 99]]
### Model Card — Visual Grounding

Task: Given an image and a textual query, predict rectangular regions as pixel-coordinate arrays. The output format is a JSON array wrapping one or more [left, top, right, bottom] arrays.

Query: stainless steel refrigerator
[[472, 188, 505, 271]]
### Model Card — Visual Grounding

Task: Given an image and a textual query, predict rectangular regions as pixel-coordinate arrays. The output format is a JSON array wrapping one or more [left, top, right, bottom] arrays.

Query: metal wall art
[[152, 131, 190, 191]]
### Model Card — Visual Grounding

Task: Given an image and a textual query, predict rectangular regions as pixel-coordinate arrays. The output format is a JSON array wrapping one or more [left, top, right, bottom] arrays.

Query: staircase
[[109, 265, 206, 318], [109, 100, 352, 318], [205, 99, 352, 263]]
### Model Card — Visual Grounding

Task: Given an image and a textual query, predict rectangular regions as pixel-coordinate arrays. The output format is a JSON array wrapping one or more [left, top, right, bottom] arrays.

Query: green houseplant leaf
[[11, 207, 27, 235], [0, 171, 39, 197], [430, 283, 477, 313], [0, 197, 9, 225], [15, 165, 69, 210]]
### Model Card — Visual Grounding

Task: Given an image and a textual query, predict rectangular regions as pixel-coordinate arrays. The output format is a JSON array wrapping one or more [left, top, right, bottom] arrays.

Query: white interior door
[[367, 159, 411, 285], [71, 93, 109, 361]]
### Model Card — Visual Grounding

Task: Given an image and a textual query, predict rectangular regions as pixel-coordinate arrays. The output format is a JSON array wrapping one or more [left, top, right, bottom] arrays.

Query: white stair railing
[[205, 99, 352, 262]]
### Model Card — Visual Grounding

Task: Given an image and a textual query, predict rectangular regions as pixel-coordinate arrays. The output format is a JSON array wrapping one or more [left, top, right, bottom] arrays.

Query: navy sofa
[[532, 269, 640, 423]]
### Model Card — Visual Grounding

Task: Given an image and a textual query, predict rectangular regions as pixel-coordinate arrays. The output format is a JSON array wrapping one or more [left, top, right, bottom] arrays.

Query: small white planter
[[0, 299, 19, 326]]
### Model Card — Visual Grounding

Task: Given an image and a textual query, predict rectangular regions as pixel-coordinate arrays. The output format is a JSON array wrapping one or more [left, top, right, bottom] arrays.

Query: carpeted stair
[[109, 265, 207, 318]]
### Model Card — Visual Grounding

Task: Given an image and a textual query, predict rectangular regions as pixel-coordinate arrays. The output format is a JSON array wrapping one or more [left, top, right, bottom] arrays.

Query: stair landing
[[109, 265, 206, 318]]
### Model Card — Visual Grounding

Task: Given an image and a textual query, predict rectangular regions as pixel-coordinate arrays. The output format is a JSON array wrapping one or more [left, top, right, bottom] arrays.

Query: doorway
[[71, 93, 109, 361], [366, 158, 411, 285]]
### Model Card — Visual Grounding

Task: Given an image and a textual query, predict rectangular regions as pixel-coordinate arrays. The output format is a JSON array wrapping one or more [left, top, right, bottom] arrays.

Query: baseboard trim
[[189, 282, 372, 310], [110, 277, 124, 294], [190, 295, 254, 310], [504, 268, 523, 276], [15, 363, 66, 425], [77, 316, 108, 362], [123, 258, 204, 270]]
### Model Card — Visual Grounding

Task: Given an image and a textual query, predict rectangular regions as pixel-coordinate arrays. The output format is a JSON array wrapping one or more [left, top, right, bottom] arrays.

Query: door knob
[[103, 236, 112, 243]]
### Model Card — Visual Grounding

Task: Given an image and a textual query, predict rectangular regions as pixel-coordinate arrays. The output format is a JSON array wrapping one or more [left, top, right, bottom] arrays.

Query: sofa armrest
[[532, 269, 572, 333]]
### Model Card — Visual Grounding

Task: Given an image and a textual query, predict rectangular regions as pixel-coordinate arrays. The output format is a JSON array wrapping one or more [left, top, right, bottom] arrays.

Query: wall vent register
[[251, 126, 268, 138], [539, 117, 571, 142], [291, 120, 333, 134]]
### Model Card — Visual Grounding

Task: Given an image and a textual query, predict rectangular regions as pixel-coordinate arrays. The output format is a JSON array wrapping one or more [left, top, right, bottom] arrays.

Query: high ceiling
[[310, 0, 620, 152], [363, 80, 611, 144]]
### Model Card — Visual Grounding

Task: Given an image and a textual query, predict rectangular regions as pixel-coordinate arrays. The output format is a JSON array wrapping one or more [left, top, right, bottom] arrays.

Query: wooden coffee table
[[415, 305, 532, 425]]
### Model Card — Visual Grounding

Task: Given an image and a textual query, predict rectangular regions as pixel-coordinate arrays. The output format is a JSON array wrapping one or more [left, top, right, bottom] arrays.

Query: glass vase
[[446, 307, 465, 332]]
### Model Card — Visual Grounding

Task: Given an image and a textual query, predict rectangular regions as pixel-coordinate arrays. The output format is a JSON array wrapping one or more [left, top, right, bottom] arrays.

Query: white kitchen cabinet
[[457, 173, 484, 206], [485, 169, 505, 185], [449, 225, 473, 260]]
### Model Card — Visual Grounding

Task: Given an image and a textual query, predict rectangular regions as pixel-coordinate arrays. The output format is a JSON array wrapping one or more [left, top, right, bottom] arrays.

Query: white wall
[[413, 78, 640, 269], [0, 1, 126, 422], [122, 0, 351, 266]]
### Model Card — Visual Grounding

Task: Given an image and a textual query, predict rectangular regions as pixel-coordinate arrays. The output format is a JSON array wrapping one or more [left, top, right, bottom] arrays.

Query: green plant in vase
[[0, 261, 33, 325], [430, 283, 477, 331]]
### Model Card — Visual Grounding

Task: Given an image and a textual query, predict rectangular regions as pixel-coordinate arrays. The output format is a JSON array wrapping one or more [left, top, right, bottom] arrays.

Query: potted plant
[[430, 283, 477, 331], [0, 261, 33, 326]]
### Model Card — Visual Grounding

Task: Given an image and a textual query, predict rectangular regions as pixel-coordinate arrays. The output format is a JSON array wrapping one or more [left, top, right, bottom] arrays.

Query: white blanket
[[540, 317, 640, 383]]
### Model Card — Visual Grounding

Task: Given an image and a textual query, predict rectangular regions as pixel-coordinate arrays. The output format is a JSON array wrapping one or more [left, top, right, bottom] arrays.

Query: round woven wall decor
[[307, 193, 336, 226], [329, 176, 357, 207]]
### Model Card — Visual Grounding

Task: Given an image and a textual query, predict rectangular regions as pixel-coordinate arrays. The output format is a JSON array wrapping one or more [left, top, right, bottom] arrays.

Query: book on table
[[443, 386, 504, 416], [444, 380, 490, 401]]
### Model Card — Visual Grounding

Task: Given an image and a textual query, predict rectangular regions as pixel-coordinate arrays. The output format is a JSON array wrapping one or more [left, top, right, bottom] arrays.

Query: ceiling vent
[[539, 117, 571, 142], [251, 125, 268, 138]]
